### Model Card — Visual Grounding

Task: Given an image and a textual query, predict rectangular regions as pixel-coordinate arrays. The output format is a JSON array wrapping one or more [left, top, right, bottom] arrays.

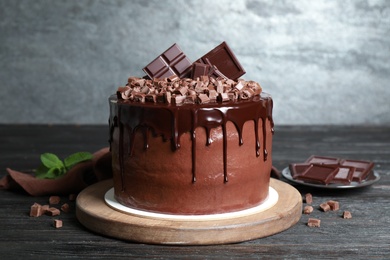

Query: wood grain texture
[[1, 125, 389, 258], [76, 179, 301, 245]]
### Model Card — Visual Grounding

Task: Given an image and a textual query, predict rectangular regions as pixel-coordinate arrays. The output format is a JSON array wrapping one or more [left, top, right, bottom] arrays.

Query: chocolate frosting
[[109, 93, 274, 190]]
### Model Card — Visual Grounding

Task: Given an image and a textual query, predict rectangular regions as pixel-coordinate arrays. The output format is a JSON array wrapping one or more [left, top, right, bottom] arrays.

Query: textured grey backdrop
[[1, 0, 389, 125]]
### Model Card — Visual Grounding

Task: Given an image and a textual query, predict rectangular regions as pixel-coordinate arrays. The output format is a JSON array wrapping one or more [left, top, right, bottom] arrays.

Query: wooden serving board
[[76, 178, 302, 245]]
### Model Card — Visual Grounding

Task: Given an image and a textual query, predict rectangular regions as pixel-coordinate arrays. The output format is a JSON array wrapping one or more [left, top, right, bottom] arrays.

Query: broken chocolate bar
[[340, 159, 374, 182], [143, 43, 192, 79], [295, 164, 338, 185], [305, 155, 340, 165], [196, 41, 245, 80], [289, 156, 375, 185]]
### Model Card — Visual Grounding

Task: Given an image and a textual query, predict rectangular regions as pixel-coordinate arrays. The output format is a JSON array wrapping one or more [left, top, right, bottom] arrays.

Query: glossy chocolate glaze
[[109, 93, 274, 191]]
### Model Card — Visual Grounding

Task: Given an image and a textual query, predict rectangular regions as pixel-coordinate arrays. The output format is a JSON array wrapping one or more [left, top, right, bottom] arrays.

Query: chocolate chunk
[[319, 202, 331, 212], [191, 62, 211, 79], [30, 203, 43, 217], [49, 196, 60, 205], [68, 193, 77, 201], [45, 207, 61, 216], [343, 211, 352, 219], [53, 219, 63, 228], [304, 193, 313, 204], [61, 203, 70, 213], [307, 218, 321, 227], [143, 43, 192, 79], [303, 205, 314, 214], [327, 200, 339, 211], [196, 41, 245, 80]]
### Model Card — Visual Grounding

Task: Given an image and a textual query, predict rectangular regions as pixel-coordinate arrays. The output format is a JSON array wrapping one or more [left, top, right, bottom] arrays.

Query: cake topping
[[117, 76, 262, 105], [142, 43, 192, 79]]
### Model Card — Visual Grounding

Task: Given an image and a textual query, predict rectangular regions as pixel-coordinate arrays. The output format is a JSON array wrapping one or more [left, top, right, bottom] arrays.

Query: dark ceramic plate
[[281, 167, 380, 189]]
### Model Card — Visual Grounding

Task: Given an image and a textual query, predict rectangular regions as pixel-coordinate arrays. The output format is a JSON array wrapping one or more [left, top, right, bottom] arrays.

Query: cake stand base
[[76, 179, 302, 245]]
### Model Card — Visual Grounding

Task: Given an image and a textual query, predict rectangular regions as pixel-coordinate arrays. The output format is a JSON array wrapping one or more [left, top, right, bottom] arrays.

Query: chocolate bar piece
[[340, 159, 374, 182], [295, 164, 338, 185], [290, 155, 375, 185], [289, 163, 312, 178], [196, 41, 245, 80], [143, 43, 192, 79], [330, 166, 354, 184], [305, 155, 340, 165]]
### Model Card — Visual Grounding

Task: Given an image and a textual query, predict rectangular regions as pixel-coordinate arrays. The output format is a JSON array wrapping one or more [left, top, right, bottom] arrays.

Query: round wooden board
[[76, 178, 302, 245]]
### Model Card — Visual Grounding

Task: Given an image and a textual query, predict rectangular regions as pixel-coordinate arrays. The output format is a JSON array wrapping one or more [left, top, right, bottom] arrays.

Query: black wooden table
[[1, 125, 389, 259]]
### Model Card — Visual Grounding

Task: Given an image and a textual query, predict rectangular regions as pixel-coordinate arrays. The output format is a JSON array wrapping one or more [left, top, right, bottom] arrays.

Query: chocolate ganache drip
[[108, 76, 274, 191], [109, 89, 273, 190]]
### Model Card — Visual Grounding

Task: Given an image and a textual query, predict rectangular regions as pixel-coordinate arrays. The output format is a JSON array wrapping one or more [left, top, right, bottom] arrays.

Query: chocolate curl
[[0, 147, 112, 196]]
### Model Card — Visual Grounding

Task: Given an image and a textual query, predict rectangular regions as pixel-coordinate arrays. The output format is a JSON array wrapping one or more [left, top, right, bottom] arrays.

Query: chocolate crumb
[[307, 218, 321, 227], [343, 211, 352, 219], [319, 202, 331, 212], [53, 219, 63, 228], [45, 207, 61, 216], [304, 193, 313, 204], [327, 200, 340, 211], [49, 196, 61, 205], [303, 205, 313, 214], [30, 203, 43, 217], [61, 203, 70, 213], [68, 194, 77, 201]]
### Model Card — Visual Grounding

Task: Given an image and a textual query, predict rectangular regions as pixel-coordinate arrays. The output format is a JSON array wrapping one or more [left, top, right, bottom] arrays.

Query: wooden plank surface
[[1, 125, 389, 258]]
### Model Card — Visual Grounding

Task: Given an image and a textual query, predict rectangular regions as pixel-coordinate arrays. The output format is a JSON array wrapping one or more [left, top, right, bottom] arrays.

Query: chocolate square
[[305, 155, 340, 165], [143, 43, 192, 79], [295, 164, 339, 185], [340, 159, 374, 182], [196, 41, 245, 80]]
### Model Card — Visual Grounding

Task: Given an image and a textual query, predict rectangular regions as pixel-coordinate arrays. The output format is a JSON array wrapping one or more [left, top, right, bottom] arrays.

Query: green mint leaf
[[40, 153, 64, 169], [34, 164, 50, 179], [35, 166, 66, 179], [64, 152, 93, 170]]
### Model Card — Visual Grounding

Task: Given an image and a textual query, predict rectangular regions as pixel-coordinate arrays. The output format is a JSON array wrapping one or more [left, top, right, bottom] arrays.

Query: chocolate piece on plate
[[330, 166, 355, 185], [340, 159, 374, 182], [295, 164, 338, 185], [289, 163, 312, 179], [305, 155, 340, 165], [143, 43, 192, 79], [196, 41, 245, 80]]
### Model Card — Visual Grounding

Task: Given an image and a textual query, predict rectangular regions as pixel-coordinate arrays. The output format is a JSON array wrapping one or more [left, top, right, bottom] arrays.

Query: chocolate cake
[[108, 42, 274, 215]]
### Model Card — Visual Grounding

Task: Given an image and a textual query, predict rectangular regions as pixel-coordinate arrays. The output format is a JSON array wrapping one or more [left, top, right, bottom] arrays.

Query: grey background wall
[[1, 0, 389, 125]]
